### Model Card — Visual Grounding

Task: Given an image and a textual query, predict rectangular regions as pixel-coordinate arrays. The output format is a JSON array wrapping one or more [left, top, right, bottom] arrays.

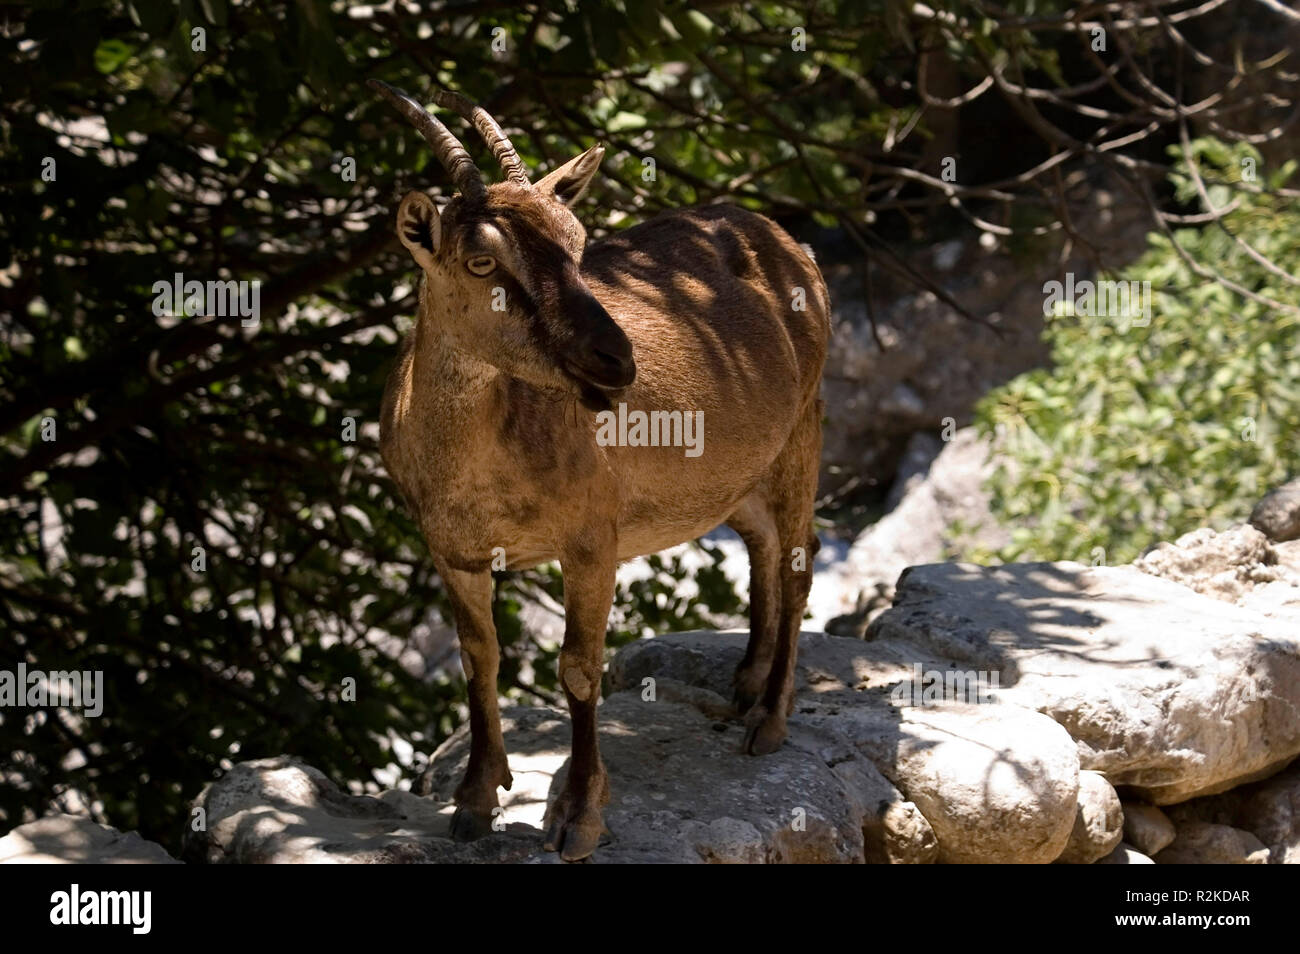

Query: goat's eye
[[466, 255, 496, 277]]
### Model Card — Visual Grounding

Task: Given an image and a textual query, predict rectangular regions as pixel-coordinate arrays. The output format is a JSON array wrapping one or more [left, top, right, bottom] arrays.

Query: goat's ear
[[535, 144, 604, 207], [396, 191, 440, 271]]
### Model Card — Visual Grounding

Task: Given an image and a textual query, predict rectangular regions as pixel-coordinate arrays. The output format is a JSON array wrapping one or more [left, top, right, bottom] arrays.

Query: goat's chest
[[382, 405, 599, 571]]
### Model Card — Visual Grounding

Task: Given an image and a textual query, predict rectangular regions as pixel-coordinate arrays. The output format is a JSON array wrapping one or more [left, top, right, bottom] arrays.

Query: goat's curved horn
[[430, 88, 532, 187], [367, 79, 486, 201]]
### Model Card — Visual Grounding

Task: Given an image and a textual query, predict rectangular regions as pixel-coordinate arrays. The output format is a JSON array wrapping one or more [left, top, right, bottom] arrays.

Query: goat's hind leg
[[726, 495, 782, 713], [436, 560, 513, 840], [742, 399, 822, 756]]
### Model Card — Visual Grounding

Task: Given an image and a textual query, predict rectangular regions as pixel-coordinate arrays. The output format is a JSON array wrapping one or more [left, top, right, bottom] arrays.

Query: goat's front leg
[[435, 559, 513, 840], [543, 533, 616, 861]]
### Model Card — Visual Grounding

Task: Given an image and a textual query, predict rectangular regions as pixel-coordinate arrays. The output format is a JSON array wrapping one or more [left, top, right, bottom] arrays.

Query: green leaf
[[94, 39, 137, 74]]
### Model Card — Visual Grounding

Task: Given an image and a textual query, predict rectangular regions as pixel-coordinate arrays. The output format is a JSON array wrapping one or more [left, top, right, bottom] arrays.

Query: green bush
[[977, 140, 1300, 565]]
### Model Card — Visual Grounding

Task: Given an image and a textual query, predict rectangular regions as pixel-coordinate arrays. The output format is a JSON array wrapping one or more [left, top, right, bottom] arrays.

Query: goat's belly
[[405, 427, 781, 569], [613, 468, 766, 561], [614, 520, 728, 562]]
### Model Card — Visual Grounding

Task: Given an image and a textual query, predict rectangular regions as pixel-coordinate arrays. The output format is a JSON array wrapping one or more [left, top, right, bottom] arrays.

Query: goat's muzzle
[[562, 297, 637, 392]]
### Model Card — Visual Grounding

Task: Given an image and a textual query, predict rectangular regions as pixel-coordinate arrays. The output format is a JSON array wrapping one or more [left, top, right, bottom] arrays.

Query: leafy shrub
[[977, 140, 1300, 565]]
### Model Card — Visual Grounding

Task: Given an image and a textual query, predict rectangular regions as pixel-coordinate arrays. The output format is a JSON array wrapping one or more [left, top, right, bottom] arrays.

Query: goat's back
[[582, 206, 829, 550], [585, 205, 827, 406]]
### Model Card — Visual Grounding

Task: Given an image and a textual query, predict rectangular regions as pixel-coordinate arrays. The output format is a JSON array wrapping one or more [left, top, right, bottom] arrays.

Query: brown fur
[[377, 129, 828, 860]]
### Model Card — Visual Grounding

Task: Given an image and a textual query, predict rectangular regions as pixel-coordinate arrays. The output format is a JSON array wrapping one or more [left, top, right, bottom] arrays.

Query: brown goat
[[370, 80, 829, 860]]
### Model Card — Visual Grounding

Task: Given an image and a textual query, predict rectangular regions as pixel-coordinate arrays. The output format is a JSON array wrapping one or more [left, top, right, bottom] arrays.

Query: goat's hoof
[[543, 798, 610, 861], [742, 706, 788, 756], [450, 805, 494, 842], [543, 816, 610, 862]]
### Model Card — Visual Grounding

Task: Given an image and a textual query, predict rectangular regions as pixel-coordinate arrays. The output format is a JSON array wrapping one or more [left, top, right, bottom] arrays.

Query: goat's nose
[[572, 297, 636, 387], [591, 343, 637, 386]]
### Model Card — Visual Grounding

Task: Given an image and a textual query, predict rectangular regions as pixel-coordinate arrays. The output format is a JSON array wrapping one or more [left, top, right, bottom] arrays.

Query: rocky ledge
[[5, 523, 1298, 864]]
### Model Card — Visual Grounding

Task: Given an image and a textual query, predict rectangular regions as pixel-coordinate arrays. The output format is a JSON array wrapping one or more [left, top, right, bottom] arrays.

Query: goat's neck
[[408, 309, 500, 420]]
